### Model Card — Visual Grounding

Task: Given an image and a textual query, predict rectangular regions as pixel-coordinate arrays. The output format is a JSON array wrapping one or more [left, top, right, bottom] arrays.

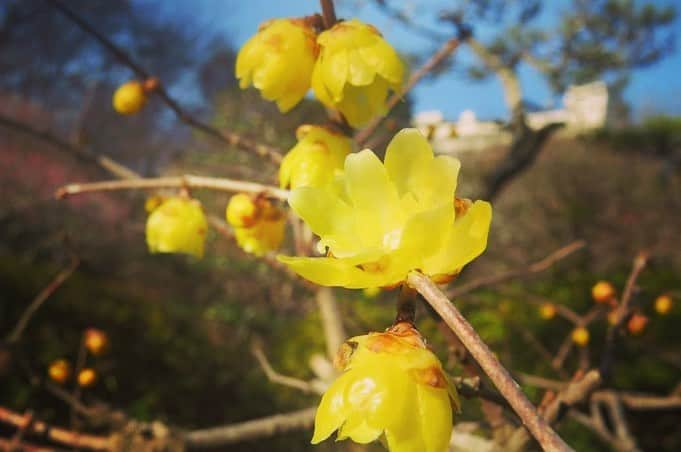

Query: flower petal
[[277, 255, 397, 288], [312, 371, 352, 444]]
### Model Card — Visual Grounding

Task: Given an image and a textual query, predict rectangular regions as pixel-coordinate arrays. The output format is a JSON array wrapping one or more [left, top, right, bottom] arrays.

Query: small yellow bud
[[113, 81, 147, 115], [539, 302, 556, 320], [146, 197, 208, 258], [571, 327, 590, 347], [627, 313, 648, 335], [236, 18, 318, 112], [279, 125, 352, 189], [592, 281, 616, 304], [607, 309, 620, 326], [77, 368, 97, 387], [84, 328, 108, 356], [654, 294, 673, 315], [226, 194, 258, 228], [233, 202, 286, 256], [313, 322, 456, 451], [48, 359, 71, 384], [312, 19, 404, 127]]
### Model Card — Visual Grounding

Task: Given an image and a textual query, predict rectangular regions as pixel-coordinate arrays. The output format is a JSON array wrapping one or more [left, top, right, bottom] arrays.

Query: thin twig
[[251, 342, 322, 394], [184, 407, 317, 449], [315, 287, 346, 360], [355, 37, 462, 146], [448, 240, 586, 299], [7, 258, 80, 343], [46, 0, 283, 164], [55, 175, 289, 201], [407, 271, 572, 452], [0, 406, 111, 450], [319, 0, 337, 29], [0, 113, 139, 180]]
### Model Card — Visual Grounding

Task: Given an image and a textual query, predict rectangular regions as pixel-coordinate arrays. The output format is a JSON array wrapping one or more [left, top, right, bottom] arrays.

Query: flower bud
[[571, 327, 590, 347], [84, 328, 108, 356], [311, 19, 404, 127], [654, 294, 673, 315], [313, 322, 457, 451], [77, 368, 97, 387], [591, 281, 616, 304], [226, 193, 258, 228], [113, 81, 147, 115], [48, 359, 71, 384], [627, 313, 648, 335], [146, 197, 208, 258], [236, 18, 318, 112], [279, 125, 352, 189], [539, 302, 556, 320]]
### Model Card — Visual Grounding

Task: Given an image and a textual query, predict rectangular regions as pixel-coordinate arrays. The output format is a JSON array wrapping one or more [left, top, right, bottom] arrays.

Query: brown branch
[[597, 390, 681, 411], [55, 175, 289, 201], [407, 271, 572, 452], [355, 37, 462, 146], [184, 407, 317, 449], [251, 342, 322, 395], [6, 257, 80, 344], [0, 113, 140, 180], [0, 437, 55, 452], [449, 240, 586, 299], [46, 0, 283, 164], [600, 252, 648, 379], [319, 0, 337, 29], [0, 406, 111, 450], [315, 287, 346, 360]]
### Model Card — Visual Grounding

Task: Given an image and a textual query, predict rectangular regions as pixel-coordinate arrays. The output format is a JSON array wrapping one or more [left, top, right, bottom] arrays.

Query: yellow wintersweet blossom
[[279, 125, 352, 189], [311, 19, 404, 127], [236, 18, 318, 112], [112, 81, 147, 115], [279, 128, 492, 289], [226, 194, 286, 256], [146, 197, 207, 258], [313, 322, 458, 451]]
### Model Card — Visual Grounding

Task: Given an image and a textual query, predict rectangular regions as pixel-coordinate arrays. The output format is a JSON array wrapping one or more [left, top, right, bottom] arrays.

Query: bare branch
[[355, 37, 463, 146], [251, 342, 322, 395], [448, 240, 586, 298], [46, 0, 283, 164], [55, 175, 289, 201], [315, 287, 346, 360], [184, 407, 316, 449], [7, 257, 80, 344], [319, 0, 337, 29], [407, 271, 572, 452]]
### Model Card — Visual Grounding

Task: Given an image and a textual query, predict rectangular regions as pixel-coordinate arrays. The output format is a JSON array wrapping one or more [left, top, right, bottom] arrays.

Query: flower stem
[[407, 271, 573, 452]]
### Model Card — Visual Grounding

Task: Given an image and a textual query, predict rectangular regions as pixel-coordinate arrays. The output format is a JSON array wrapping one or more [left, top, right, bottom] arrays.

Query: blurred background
[[1, 0, 680, 451]]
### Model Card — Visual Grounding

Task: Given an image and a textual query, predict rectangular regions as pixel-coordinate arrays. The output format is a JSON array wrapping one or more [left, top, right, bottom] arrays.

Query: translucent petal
[[424, 200, 492, 275], [347, 49, 376, 86], [358, 38, 404, 87], [337, 418, 383, 443], [276, 255, 398, 289], [312, 371, 352, 444], [384, 129, 434, 197], [311, 60, 334, 108], [398, 202, 453, 263], [321, 49, 348, 102], [344, 150, 401, 248], [415, 384, 453, 452]]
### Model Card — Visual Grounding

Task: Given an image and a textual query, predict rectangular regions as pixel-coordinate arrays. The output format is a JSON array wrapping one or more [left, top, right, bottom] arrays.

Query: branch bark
[[407, 271, 572, 452], [315, 287, 346, 360]]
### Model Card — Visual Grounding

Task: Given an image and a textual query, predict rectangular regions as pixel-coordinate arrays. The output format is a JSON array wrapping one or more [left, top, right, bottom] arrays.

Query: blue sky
[[177, 0, 681, 122]]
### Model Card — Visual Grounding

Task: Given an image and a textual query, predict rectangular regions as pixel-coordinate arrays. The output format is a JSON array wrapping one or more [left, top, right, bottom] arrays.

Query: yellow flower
[[113, 81, 147, 115], [48, 359, 71, 384], [77, 368, 97, 388], [236, 18, 318, 112], [313, 322, 457, 451], [279, 125, 352, 189], [654, 294, 673, 315], [312, 19, 404, 127], [279, 128, 492, 289], [227, 195, 286, 256], [146, 197, 207, 258]]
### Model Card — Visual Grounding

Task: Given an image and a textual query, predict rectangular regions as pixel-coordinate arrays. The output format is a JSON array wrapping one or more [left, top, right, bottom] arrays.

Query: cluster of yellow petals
[[145, 197, 208, 258], [236, 18, 318, 112], [112, 80, 147, 115], [313, 322, 457, 452], [279, 125, 352, 189], [312, 19, 404, 127], [226, 194, 286, 256], [279, 128, 492, 289]]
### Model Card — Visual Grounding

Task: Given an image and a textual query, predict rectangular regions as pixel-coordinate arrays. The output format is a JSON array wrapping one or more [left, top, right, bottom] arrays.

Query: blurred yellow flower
[[48, 359, 71, 384], [146, 197, 207, 258], [313, 322, 457, 451], [112, 81, 147, 115], [279, 125, 352, 189], [312, 19, 404, 127], [279, 128, 492, 289], [236, 18, 318, 112], [227, 195, 286, 256]]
